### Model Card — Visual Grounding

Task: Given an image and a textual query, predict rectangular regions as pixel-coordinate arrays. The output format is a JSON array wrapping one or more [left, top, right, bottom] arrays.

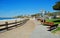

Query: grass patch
[[46, 19, 60, 22], [46, 19, 60, 24], [54, 22, 60, 24]]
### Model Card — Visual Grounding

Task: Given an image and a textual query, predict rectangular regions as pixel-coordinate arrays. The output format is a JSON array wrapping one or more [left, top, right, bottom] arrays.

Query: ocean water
[[0, 17, 14, 20]]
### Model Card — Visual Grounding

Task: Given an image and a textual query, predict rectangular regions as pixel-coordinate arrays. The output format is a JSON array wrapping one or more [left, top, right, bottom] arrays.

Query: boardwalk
[[0, 20, 35, 38]]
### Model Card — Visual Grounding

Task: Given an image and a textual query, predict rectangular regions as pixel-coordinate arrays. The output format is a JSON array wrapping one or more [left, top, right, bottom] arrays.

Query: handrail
[[0, 19, 29, 31]]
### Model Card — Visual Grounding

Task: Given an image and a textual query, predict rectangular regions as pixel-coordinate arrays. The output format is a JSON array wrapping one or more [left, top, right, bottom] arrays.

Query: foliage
[[53, 12, 60, 15], [46, 12, 60, 19], [46, 12, 54, 16], [53, 1, 60, 10], [13, 15, 24, 18], [31, 13, 40, 17]]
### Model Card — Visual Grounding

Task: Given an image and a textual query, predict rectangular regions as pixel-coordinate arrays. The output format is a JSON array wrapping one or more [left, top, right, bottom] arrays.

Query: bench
[[37, 19, 58, 31], [43, 22, 58, 31], [48, 24, 58, 31], [43, 22, 54, 26]]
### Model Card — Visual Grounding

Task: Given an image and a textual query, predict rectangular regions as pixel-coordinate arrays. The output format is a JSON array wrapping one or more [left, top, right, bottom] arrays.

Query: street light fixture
[[42, 10, 45, 23]]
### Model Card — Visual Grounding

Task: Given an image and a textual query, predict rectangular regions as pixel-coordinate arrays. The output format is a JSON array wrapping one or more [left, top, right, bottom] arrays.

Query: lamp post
[[42, 10, 45, 23], [40, 10, 45, 23]]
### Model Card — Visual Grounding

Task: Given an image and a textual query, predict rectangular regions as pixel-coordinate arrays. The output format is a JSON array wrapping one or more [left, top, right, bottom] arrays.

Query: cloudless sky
[[0, 0, 59, 17]]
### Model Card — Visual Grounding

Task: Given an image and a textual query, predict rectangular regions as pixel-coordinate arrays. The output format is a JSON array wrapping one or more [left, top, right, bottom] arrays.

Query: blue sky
[[0, 0, 59, 17]]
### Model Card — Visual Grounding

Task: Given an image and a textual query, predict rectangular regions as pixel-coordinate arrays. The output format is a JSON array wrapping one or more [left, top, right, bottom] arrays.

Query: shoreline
[[0, 18, 25, 21], [0, 18, 25, 25]]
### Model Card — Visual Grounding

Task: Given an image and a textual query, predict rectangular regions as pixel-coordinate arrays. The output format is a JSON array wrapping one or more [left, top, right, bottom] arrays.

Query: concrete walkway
[[30, 20, 60, 38], [0, 20, 35, 38]]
